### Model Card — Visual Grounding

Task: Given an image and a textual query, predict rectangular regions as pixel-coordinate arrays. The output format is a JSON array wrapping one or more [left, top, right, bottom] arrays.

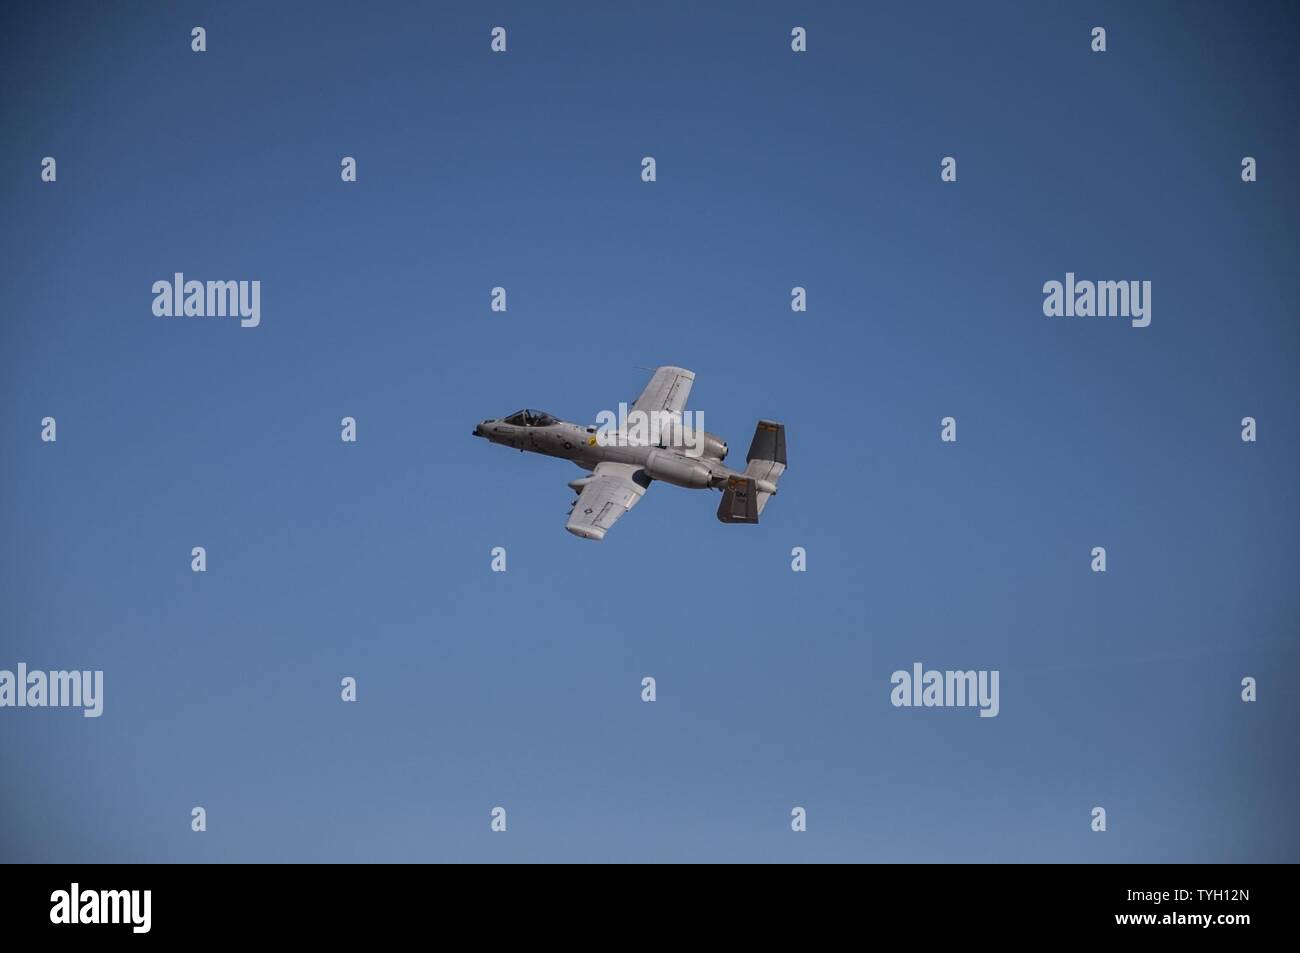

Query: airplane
[[473, 366, 787, 540]]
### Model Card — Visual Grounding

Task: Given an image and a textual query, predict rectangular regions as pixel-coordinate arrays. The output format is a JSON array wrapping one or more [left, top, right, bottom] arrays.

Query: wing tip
[[565, 523, 607, 541], [657, 364, 695, 380]]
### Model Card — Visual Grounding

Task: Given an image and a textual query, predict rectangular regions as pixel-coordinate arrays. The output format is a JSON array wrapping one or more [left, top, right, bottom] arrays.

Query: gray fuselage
[[473, 413, 746, 490]]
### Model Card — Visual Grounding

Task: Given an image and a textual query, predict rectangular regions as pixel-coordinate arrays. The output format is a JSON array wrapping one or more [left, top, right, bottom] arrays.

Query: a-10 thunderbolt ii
[[473, 366, 787, 540]]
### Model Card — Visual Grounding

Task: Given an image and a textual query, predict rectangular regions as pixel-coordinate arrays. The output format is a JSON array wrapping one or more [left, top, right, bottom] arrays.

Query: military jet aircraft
[[473, 366, 787, 540]]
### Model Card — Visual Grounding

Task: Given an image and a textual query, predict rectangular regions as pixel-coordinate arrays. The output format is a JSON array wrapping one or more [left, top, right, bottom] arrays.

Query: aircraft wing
[[565, 462, 650, 541], [630, 366, 694, 420]]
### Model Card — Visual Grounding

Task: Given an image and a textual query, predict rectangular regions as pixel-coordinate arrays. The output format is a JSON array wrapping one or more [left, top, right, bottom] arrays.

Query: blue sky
[[1, 1, 1297, 862]]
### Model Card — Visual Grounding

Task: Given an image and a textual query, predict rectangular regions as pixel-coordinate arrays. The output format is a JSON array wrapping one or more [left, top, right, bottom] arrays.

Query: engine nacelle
[[644, 449, 712, 489], [698, 431, 728, 461], [676, 427, 727, 461]]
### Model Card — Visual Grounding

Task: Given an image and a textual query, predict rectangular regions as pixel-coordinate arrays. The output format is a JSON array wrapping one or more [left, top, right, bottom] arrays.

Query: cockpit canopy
[[502, 409, 558, 427]]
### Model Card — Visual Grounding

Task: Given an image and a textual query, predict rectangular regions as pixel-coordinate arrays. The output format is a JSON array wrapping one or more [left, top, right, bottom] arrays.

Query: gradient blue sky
[[2, 1, 1297, 862]]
